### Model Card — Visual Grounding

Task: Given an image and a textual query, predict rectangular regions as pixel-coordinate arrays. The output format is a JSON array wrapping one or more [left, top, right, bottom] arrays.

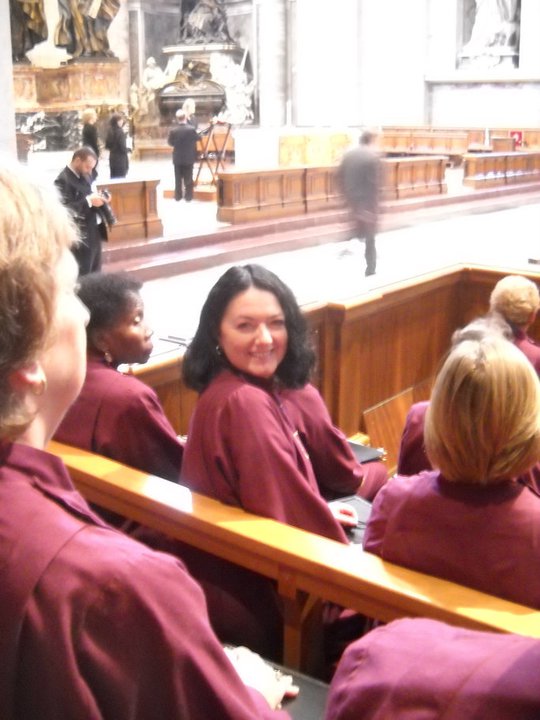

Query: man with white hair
[[167, 109, 200, 202]]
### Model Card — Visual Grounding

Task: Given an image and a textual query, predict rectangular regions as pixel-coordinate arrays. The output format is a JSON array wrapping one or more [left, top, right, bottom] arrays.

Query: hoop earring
[[104, 350, 113, 364], [215, 345, 222, 356]]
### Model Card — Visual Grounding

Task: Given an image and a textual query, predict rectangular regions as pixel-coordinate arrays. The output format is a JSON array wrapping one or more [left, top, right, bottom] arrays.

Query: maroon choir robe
[[0, 442, 290, 720], [55, 358, 183, 481], [364, 470, 540, 608], [326, 617, 540, 720], [279, 383, 387, 501], [513, 326, 540, 375]]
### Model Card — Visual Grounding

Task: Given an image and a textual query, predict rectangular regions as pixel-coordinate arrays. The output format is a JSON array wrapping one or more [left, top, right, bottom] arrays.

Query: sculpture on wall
[[461, 0, 520, 67], [180, 0, 233, 44], [10, 0, 48, 63], [55, 0, 120, 59]]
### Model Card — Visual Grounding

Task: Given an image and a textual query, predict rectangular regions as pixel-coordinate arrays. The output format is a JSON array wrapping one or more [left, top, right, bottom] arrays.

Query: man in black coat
[[336, 130, 382, 276], [168, 110, 199, 202], [55, 147, 109, 275]]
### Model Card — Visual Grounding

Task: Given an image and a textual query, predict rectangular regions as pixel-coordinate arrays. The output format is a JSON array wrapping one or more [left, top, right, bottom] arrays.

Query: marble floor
[[26, 151, 540, 347]]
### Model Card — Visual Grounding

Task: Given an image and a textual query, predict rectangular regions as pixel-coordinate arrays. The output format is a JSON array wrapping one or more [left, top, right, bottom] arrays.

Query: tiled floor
[[26, 151, 540, 344]]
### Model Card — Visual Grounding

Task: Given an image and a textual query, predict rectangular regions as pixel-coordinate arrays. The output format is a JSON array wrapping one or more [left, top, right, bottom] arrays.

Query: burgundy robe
[[364, 470, 540, 608], [0, 442, 290, 720], [54, 359, 183, 482], [326, 618, 540, 720], [181, 370, 349, 543], [513, 326, 540, 375], [279, 384, 388, 501]]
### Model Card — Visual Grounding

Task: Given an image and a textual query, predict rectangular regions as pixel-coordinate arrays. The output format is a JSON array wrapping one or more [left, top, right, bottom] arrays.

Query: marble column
[[253, 0, 287, 127], [2, 1, 17, 157]]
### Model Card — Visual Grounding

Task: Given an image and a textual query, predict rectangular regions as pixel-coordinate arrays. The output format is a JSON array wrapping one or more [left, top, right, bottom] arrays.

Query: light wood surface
[[50, 440, 540, 671]]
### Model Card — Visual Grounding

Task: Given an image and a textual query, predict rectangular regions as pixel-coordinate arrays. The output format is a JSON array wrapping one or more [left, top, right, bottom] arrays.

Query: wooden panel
[[364, 388, 414, 476], [97, 178, 163, 241]]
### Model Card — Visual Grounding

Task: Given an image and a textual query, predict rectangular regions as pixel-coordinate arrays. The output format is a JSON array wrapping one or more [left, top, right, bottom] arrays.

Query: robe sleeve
[[93, 378, 183, 482]]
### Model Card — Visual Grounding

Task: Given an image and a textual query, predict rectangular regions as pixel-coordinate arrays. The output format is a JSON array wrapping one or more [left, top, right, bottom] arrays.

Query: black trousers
[[174, 163, 194, 201], [72, 233, 102, 276]]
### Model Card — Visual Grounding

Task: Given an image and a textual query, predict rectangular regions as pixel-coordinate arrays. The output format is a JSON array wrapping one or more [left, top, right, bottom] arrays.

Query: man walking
[[168, 109, 199, 202], [337, 130, 382, 276]]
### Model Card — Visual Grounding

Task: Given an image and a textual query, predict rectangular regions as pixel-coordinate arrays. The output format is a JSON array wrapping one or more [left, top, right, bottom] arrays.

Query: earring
[[215, 345, 222, 356], [31, 377, 47, 396], [104, 350, 113, 364]]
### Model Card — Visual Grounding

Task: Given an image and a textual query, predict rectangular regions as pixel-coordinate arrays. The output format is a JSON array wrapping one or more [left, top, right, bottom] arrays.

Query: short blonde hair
[[0, 160, 76, 438], [81, 108, 97, 124], [489, 275, 540, 326], [425, 337, 540, 484]]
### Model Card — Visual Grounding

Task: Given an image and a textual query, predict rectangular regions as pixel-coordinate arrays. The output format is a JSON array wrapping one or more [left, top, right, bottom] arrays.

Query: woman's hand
[[224, 645, 299, 709], [328, 500, 359, 527]]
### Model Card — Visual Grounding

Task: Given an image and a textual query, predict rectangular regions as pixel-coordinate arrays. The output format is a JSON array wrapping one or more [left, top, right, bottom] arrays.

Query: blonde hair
[[0, 160, 76, 438], [82, 108, 97, 124], [425, 337, 540, 484], [489, 275, 540, 326]]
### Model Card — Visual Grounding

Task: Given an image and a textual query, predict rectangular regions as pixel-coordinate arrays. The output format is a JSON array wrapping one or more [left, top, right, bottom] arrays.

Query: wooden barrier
[[96, 177, 163, 241], [462, 151, 540, 189], [216, 157, 446, 223], [50, 440, 540, 672]]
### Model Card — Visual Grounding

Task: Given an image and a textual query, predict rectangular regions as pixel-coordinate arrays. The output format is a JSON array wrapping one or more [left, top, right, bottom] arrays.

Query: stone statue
[[140, 57, 166, 118], [55, 0, 120, 59], [10, 0, 48, 63], [463, 0, 520, 56], [180, 0, 233, 44]]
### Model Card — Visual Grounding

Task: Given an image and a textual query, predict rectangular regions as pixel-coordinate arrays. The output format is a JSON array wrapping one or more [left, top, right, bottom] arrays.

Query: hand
[[328, 500, 358, 528], [224, 646, 299, 709], [89, 193, 105, 207]]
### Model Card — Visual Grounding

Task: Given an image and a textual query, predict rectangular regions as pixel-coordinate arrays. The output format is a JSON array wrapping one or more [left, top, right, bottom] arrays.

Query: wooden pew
[[50, 440, 540, 672]]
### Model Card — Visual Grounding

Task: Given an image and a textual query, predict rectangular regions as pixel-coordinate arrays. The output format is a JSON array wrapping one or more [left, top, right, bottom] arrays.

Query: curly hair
[[183, 264, 316, 392], [490, 275, 540, 326]]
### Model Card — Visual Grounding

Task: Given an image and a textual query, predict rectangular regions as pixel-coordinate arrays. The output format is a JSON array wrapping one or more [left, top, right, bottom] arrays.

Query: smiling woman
[[180, 264, 387, 658]]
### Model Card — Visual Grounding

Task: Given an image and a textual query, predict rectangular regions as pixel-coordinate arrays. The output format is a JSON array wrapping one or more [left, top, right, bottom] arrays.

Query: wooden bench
[[462, 151, 540, 189], [50, 440, 540, 673]]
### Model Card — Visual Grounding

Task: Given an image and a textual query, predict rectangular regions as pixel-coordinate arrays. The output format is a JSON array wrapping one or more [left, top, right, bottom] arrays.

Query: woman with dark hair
[[105, 112, 129, 178], [182, 263, 386, 538], [54, 272, 183, 482], [181, 264, 388, 659]]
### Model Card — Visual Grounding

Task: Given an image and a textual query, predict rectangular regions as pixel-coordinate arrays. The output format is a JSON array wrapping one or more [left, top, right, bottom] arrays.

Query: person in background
[[336, 130, 382, 277], [364, 335, 540, 610], [489, 274, 540, 374], [105, 112, 129, 179], [325, 617, 540, 720], [168, 108, 199, 202], [81, 108, 100, 159], [55, 146, 109, 275], [182, 97, 198, 129], [54, 272, 184, 483], [179, 264, 387, 657], [0, 159, 295, 719]]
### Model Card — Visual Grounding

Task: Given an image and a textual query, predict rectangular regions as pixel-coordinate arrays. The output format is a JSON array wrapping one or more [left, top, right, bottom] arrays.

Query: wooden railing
[[462, 151, 540, 189], [216, 156, 447, 223], [50, 440, 540, 672]]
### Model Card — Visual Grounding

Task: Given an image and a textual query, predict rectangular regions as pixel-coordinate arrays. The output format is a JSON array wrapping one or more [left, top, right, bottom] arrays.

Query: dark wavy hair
[[183, 264, 316, 392], [77, 272, 142, 344]]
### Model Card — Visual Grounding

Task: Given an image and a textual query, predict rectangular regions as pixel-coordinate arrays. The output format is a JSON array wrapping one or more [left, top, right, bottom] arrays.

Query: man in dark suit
[[55, 147, 109, 275], [168, 109, 199, 202], [336, 130, 382, 276]]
